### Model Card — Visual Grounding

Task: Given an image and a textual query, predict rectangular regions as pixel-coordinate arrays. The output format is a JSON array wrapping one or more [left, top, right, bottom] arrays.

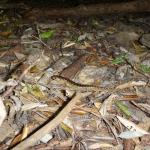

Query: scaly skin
[[51, 75, 110, 92]]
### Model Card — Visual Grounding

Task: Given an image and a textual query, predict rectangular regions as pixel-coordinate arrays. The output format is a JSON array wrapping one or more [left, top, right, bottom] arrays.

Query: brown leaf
[[10, 125, 28, 147], [123, 139, 136, 150]]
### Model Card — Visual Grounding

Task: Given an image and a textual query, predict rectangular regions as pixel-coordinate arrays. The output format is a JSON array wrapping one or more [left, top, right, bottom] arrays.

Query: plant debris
[[0, 9, 150, 150]]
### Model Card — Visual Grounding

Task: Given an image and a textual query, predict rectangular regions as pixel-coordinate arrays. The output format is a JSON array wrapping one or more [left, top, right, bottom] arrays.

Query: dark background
[[2, 0, 134, 7]]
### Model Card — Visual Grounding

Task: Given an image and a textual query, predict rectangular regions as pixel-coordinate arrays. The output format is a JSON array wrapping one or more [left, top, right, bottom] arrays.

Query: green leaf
[[140, 64, 150, 74], [115, 100, 131, 117], [40, 30, 54, 40], [112, 53, 128, 65]]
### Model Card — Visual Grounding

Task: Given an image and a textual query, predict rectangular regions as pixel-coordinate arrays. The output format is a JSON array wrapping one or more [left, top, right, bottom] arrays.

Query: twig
[[12, 92, 90, 150], [32, 35, 52, 51], [102, 117, 120, 144], [125, 59, 149, 84], [115, 81, 146, 91], [0, 51, 7, 59]]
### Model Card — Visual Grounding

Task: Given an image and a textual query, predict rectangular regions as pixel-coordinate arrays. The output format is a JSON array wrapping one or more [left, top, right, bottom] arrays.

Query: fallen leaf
[[88, 143, 113, 149], [99, 94, 118, 116], [0, 121, 14, 142], [21, 102, 47, 111], [60, 122, 73, 134], [132, 41, 144, 53], [27, 84, 45, 98], [117, 115, 149, 138], [0, 31, 12, 37], [0, 97, 7, 126], [40, 133, 53, 143], [30, 65, 40, 73], [119, 131, 147, 139], [10, 125, 28, 147], [115, 101, 132, 117]]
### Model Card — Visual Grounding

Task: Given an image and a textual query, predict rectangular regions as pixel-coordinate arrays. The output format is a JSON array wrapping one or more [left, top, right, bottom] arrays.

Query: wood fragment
[[60, 54, 88, 79], [24, 0, 150, 20], [12, 92, 90, 150]]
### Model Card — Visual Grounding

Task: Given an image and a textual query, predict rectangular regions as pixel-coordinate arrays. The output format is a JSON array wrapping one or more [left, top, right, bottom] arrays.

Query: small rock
[[116, 65, 133, 80], [108, 31, 140, 48]]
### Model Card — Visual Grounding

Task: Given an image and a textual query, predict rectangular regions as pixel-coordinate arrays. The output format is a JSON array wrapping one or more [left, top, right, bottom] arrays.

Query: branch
[[12, 92, 90, 150], [24, 0, 150, 20]]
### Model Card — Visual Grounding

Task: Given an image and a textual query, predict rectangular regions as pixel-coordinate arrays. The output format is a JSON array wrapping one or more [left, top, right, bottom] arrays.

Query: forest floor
[[0, 9, 150, 150]]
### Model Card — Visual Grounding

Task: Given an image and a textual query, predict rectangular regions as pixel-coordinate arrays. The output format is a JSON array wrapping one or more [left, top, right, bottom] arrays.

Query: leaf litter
[[0, 10, 150, 150]]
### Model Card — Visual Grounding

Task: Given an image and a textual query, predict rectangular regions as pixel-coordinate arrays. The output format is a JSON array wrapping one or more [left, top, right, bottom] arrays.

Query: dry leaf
[[60, 122, 73, 134], [117, 115, 149, 138], [0, 121, 14, 142], [99, 94, 118, 116], [88, 143, 113, 149], [14, 52, 26, 60], [40, 133, 53, 143], [62, 41, 75, 48], [132, 41, 144, 53], [121, 95, 139, 101], [115, 81, 146, 90], [21, 102, 47, 111], [119, 131, 148, 139], [0, 97, 7, 126], [10, 125, 28, 147]]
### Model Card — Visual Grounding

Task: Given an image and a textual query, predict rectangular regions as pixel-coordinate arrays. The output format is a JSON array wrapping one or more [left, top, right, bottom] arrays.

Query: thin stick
[[12, 92, 90, 150], [32, 35, 52, 51]]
